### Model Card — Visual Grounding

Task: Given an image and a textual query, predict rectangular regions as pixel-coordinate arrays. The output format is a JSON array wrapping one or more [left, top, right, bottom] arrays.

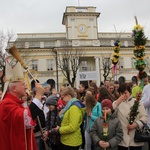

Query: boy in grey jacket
[[90, 99, 123, 150]]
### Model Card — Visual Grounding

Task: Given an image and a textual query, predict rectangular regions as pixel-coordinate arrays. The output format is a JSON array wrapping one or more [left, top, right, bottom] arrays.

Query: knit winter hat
[[101, 99, 113, 110], [46, 95, 58, 106]]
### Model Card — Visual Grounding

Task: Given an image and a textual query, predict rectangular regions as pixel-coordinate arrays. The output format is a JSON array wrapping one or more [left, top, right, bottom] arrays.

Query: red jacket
[[0, 93, 37, 150]]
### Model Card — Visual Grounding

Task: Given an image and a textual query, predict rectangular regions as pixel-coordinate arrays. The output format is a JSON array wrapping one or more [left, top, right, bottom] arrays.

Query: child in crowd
[[90, 99, 123, 150], [74, 88, 81, 100], [57, 86, 66, 113], [89, 82, 99, 101], [44, 95, 61, 150], [78, 84, 86, 102]]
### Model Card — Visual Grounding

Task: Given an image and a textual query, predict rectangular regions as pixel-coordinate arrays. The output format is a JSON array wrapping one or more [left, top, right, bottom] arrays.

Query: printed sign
[[78, 71, 98, 81]]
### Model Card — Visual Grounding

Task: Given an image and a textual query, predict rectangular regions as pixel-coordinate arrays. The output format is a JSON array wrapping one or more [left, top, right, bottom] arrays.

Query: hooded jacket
[[90, 110, 123, 150]]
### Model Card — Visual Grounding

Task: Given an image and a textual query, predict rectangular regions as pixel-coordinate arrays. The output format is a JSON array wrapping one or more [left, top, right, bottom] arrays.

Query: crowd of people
[[0, 62, 150, 150]]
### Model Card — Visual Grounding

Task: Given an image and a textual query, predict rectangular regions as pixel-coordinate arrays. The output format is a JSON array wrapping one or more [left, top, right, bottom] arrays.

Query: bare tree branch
[[102, 55, 112, 81], [56, 47, 84, 87], [0, 30, 17, 90]]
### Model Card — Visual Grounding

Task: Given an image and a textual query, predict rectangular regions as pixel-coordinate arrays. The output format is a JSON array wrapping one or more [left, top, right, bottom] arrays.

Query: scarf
[[60, 97, 77, 120]]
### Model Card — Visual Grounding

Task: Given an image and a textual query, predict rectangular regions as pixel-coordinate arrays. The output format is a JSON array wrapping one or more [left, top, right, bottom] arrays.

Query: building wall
[[9, 6, 150, 90]]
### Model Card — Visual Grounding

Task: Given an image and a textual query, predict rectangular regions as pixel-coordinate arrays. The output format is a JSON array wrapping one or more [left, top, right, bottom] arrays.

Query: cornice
[[63, 12, 100, 17], [18, 46, 150, 53], [19, 48, 52, 53]]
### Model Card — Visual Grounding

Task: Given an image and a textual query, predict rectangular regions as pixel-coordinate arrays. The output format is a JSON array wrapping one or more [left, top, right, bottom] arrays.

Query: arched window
[[118, 76, 126, 84], [118, 57, 123, 69]]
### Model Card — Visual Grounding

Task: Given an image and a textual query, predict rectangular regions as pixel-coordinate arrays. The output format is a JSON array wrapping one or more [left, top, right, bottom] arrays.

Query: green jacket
[[132, 85, 142, 98], [59, 105, 85, 146]]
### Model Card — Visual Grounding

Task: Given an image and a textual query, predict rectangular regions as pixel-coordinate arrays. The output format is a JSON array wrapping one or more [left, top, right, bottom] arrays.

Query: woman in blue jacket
[[84, 94, 102, 150]]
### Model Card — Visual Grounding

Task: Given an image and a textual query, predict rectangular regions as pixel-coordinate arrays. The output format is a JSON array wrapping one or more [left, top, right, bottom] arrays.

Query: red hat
[[101, 99, 113, 110]]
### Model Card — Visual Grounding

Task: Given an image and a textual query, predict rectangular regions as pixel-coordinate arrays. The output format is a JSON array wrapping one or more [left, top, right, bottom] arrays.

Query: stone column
[[95, 57, 100, 86], [75, 57, 79, 88]]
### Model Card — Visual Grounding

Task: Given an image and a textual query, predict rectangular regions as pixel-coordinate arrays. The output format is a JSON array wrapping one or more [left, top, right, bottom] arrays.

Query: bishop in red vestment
[[0, 61, 44, 150]]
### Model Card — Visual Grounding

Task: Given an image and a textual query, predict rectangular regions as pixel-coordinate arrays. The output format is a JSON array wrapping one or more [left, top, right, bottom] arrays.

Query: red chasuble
[[0, 93, 37, 150]]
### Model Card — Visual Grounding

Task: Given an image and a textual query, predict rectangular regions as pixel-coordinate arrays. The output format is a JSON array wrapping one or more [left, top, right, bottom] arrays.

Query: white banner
[[78, 71, 98, 81]]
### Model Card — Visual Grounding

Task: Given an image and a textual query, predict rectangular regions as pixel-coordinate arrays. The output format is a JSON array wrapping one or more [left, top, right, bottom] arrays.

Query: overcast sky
[[0, 0, 150, 38]]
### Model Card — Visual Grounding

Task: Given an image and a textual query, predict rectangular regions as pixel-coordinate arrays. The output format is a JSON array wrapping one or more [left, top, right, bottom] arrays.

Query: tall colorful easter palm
[[132, 16, 148, 87], [112, 40, 121, 81]]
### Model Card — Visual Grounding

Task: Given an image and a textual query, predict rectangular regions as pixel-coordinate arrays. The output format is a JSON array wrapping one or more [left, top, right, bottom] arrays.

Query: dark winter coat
[[45, 109, 61, 145], [90, 110, 123, 150]]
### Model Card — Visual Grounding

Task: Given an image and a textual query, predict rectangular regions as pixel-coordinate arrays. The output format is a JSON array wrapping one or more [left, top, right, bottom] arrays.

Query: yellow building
[[9, 6, 150, 90]]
